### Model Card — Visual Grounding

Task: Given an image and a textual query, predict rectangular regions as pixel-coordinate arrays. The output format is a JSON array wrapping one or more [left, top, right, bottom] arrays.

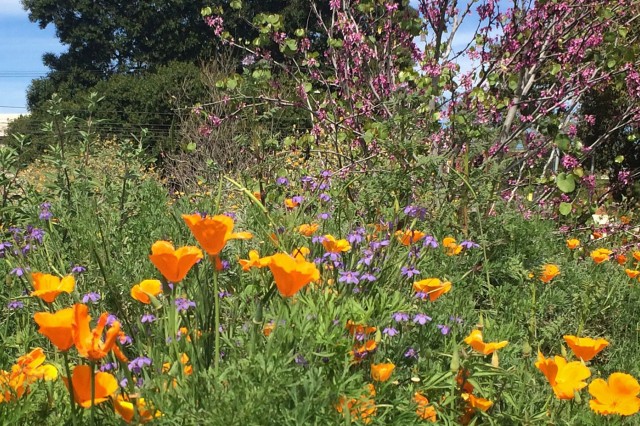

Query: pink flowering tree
[[196, 0, 640, 218]]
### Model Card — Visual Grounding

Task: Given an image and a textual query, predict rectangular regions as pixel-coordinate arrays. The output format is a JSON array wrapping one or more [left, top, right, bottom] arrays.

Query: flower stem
[[62, 352, 78, 426], [90, 361, 96, 425], [212, 258, 220, 374]]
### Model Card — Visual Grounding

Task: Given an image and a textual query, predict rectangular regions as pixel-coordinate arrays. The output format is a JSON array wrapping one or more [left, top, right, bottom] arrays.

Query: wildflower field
[[2, 0, 640, 425]]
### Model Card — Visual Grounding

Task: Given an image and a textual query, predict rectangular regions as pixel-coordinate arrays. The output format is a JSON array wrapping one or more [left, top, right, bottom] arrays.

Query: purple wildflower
[[437, 324, 451, 335], [383, 327, 399, 337], [404, 347, 418, 358], [292, 195, 305, 204], [39, 202, 53, 220], [128, 357, 152, 374], [71, 265, 87, 274], [338, 270, 360, 285], [392, 312, 409, 322], [100, 362, 118, 372], [276, 177, 289, 186], [82, 292, 101, 304], [175, 297, 196, 313], [413, 313, 432, 325], [106, 314, 119, 326], [317, 212, 331, 220], [141, 313, 157, 323], [360, 272, 377, 282], [319, 193, 331, 202], [294, 353, 308, 367], [7, 300, 24, 310], [10, 267, 28, 277], [460, 240, 479, 249], [423, 236, 438, 248], [449, 316, 463, 324], [400, 266, 420, 279]]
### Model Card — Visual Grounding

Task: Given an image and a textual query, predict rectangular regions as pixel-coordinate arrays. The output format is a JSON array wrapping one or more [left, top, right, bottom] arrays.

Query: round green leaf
[[559, 202, 572, 216], [556, 173, 576, 193]]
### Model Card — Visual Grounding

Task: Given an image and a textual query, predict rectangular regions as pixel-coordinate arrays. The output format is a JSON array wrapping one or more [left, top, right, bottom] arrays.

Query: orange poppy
[[33, 307, 75, 351], [633, 251, 640, 262], [130, 279, 163, 304], [590, 248, 613, 264], [566, 239, 580, 249], [443, 237, 463, 255], [267, 253, 320, 297], [456, 369, 474, 394], [149, 241, 203, 283], [616, 254, 628, 265], [113, 394, 162, 423], [291, 247, 310, 260], [625, 269, 640, 279], [321, 235, 351, 253], [413, 392, 437, 422], [413, 278, 452, 301], [62, 365, 118, 408], [462, 393, 493, 411], [563, 335, 609, 362], [262, 322, 275, 337], [535, 351, 591, 400], [371, 363, 395, 382], [351, 340, 378, 362], [540, 264, 560, 283], [345, 320, 377, 336], [73, 304, 121, 362], [1, 348, 57, 402], [336, 384, 377, 424], [395, 229, 426, 246], [284, 198, 299, 209], [589, 372, 640, 416], [238, 250, 271, 271], [182, 213, 252, 256], [298, 223, 319, 237], [464, 330, 508, 355], [30, 272, 75, 303]]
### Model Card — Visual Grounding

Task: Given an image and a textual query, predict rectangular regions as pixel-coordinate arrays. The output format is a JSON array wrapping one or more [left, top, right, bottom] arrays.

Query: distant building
[[0, 114, 23, 138]]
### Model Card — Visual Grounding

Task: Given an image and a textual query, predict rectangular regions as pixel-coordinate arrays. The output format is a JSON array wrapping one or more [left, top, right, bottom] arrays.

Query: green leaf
[[230, 0, 242, 10], [618, 27, 628, 38], [185, 142, 197, 152], [615, 155, 624, 163], [201, 7, 212, 16], [559, 202, 572, 216], [550, 63, 562, 76], [508, 77, 519, 91], [555, 134, 570, 151], [556, 173, 576, 193]]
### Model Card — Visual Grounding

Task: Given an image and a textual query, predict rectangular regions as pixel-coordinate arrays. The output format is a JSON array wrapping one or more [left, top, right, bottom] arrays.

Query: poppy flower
[[633, 251, 640, 262], [149, 241, 203, 283], [442, 237, 463, 256], [182, 213, 252, 256], [291, 247, 310, 260], [566, 239, 580, 249], [371, 363, 395, 382], [113, 395, 161, 423], [345, 320, 376, 336], [535, 351, 591, 400], [462, 393, 493, 411], [298, 223, 319, 237], [130, 279, 163, 304], [30, 272, 75, 303], [463, 330, 508, 355], [563, 335, 609, 362], [540, 264, 560, 283], [238, 250, 271, 271], [336, 384, 377, 424], [62, 365, 118, 408], [589, 372, 640, 416], [414, 392, 437, 422], [262, 322, 275, 337], [616, 254, 628, 265], [625, 269, 640, 279], [267, 253, 320, 297], [590, 248, 613, 264], [33, 307, 75, 351], [284, 198, 299, 209], [413, 278, 452, 301], [73, 304, 121, 362], [2, 348, 58, 402], [456, 369, 474, 393], [321, 235, 351, 253], [395, 229, 426, 246]]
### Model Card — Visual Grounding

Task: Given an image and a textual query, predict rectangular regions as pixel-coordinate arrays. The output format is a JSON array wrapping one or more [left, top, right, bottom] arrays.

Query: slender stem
[[90, 361, 96, 425], [211, 256, 221, 374], [62, 352, 78, 426]]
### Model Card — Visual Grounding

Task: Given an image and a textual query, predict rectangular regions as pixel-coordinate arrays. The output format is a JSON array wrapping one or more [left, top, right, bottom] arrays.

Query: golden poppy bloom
[[620, 215, 631, 224], [590, 248, 613, 264], [345, 320, 377, 336], [263, 321, 275, 337], [395, 229, 426, 246], [284, 198, 299, 209], [62, 365, 118, 408], [589, 372, 640, 416], [267, 253, 320, 297], [616, 254, 628, 265], [291, 247, 310, 260], [113, 395, 162, 423], [413, 278, 452, 301], [73, 304, 121, 362], [464, 330, 508, 355], [321, 235, 351, 253], [130, 279, 163, 304], [238, 250, 271, 271], [535, 351, 591, 400], [351, 340, 378, 362], [298, 223, 319, 237], [371, 363, 395, 382], [33, 307, 75, 351], [1, 348, 58, 402], [30, 272, 75, 303], [563, 335, 609, 362], [442, 237, 463, 256], [633, 251, 640, 262], [335, 384, 377, 424], [456, 369, 474, 394], [462, 393, 493, 411], [625, 269, 640, 279], [182, 213, 252, 256], [149, 241, 203, 283], [540, 264, 560, 283], [413, 392, 437, 422], [566, 239, 580, 249]]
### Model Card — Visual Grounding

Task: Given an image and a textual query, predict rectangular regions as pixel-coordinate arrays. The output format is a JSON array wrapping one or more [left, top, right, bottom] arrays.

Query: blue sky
[[0, 0, 64, 113]]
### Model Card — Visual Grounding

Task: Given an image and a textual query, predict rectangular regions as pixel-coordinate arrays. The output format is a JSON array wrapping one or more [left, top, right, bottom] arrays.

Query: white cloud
[[0, 0, 26, 17]]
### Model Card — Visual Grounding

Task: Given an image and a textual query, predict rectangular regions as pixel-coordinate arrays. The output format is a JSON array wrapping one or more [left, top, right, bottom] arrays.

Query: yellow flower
[[563, 335, 609, 362], [268, 253, 320, 297], [540, 264, 560, 283], [589, 372, 640, 416], [238, 250, 271, 271], [371, 363, 395, 382], [464, 330, 508, 355], [30, 272, 75, 303], [130, 279, 163, 304], [590, 248, 613, 264], [566, 239, 580, 249], [535, 351, 591, 400], [413, 278, 452, 301], [321, 235, 351, 253]]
